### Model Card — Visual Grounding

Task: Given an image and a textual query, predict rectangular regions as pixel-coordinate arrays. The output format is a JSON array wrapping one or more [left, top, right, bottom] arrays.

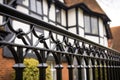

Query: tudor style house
[[0, 0, 112, 80]]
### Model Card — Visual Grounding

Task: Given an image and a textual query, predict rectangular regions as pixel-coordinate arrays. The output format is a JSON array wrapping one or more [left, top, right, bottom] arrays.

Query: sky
[[96, 0, 120, 27]]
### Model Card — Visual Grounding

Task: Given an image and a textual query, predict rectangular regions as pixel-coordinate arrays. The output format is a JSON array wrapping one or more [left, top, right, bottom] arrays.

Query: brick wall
[[62, 63, 68, 80], [0, 48, 14, 80]]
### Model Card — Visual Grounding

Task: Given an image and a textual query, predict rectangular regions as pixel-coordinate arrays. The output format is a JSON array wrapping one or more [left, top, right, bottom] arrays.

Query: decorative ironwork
[[0, 3, 120, 80]]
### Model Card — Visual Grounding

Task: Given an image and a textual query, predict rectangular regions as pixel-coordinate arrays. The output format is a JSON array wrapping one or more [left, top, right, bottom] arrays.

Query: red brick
[[0, 48, 14, 80]]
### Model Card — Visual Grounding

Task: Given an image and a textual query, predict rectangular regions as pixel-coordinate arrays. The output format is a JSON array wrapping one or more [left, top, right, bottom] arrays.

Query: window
[[29, 0, 42, 19], [84, 13, 99, 35], [30, 0, 42, 15], [56, 8, 61, 24], [91, 16, 98, 34]]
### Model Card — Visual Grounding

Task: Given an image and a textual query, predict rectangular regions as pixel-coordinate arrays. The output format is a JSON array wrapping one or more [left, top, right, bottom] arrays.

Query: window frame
[[29, 0, 43, 19], [29, 0, 42, 15], [84, 13, 99, 36]]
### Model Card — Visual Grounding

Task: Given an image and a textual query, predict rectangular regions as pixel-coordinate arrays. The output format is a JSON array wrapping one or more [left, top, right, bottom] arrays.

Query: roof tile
[[64, 0, 105, 14]]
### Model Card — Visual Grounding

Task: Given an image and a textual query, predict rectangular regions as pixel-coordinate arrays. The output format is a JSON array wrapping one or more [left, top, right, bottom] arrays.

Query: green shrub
[[13, 58, 52, 80]]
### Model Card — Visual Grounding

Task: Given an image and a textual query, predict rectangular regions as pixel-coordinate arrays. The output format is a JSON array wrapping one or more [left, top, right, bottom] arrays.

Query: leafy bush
[[13, 58, 52, 80]]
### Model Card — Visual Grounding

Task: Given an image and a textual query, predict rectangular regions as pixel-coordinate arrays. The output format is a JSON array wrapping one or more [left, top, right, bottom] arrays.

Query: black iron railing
[[0, 3, 120, 80]]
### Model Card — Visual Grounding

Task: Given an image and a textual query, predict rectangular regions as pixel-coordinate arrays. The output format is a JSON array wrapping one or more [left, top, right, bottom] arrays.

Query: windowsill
[[85, 33, 99, 36]]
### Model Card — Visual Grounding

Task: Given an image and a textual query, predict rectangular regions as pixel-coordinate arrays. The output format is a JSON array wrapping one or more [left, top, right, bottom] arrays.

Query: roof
[[111, 26, 120, 51], [64, 0, 106, 15]]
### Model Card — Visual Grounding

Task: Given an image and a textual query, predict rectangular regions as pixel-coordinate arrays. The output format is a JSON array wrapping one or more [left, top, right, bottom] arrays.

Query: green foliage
[[23, 58, 39, 80], [12, 58, 52, 80]]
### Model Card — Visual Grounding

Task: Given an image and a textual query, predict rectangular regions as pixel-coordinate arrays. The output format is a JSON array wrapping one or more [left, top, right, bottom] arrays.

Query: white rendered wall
[[43, 0, 48, 15], [49, 4, 55, 21], [99, 18, 104, 37], [104, 36, 108, 47], [68, 27, 77, 34], [43, 17, 48, 22], [100, 38, 104, 45], [22, 0, 29, 6], [78, 8, 84, 37], [68, 8, 76, 26], [85, 35, 99, 44], [16, 6, 29, 14], [78, 8, 84, 27], [43, 0, 48, 22], [61, 9, 66, 26], [103, 20, 108, 47], [79, 28, 84, 37], [99, 18, 104, 46], [12, 21, 30, 35], [57, 34, 64, 42]]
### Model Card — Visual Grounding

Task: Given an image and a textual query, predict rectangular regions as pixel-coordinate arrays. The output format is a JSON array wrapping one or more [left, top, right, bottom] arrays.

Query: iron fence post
[[86, 65, 90, 80], [55, 64, 63, 80], [68, 65, 74, 80], [106, 61, 111, 80], [38, 63, 47, 80], [13, 63, 25, 80], [77, 65, 83, 80], [92, 66, 95, 80]]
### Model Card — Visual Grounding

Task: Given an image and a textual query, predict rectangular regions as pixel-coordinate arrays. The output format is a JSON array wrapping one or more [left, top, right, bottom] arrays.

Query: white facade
[[68, 8, 76, 26]]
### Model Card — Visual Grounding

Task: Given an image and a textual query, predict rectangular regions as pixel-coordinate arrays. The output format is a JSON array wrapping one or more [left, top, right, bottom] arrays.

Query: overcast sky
[[96, 0, 120, 27]]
